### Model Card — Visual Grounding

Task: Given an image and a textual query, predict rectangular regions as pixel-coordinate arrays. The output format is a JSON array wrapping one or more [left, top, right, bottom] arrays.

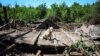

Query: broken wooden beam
[[35, 50, 41, 56], [15, 30, 41, 45]]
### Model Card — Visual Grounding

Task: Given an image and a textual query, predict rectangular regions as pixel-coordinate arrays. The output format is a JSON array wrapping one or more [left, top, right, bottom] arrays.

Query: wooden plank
[[37, 29, 73, 47], [35, 50, 41, 56], [53, 31, 73, 46], [37, 30, 54, 46], [43, 54, 64, 56], [16, 30, 41, 45], [37, 30, 67, 47], [32, 31, 41, 45], [60, 28, 80, 43], [70, 52, 83, 56], [60, 28, 100, 56]]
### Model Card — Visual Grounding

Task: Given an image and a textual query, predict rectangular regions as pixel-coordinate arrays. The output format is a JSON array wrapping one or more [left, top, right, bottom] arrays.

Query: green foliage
[[64, 40, 95, 56], [89, 0, 100, 25], [36, 3, 47, 19], [70, 2, 84, 22], [59, 2, 70, 22], [0, 1, 97, 25], [93, 0, 100, 16], [51, 3, 61, 17]]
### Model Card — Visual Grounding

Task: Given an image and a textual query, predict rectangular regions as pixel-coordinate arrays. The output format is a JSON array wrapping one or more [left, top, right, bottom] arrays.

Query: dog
[[40, 27, 53, 40]]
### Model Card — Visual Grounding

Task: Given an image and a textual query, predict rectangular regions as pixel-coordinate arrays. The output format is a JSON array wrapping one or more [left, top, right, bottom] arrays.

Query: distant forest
[[0, 1, 100, 25]]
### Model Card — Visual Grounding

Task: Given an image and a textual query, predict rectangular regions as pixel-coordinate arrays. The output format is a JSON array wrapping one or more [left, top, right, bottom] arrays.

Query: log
[[3, 6, 9, 23]]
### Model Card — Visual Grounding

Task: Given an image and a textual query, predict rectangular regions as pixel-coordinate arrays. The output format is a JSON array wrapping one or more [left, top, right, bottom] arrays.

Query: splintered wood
[[37, 29, 74, 47], [60, 28, 99, 47], [0, 28, 99, 49], [13, 28, 82, 47], [35, 50, 41, 56], [0, 29, 41, 45]]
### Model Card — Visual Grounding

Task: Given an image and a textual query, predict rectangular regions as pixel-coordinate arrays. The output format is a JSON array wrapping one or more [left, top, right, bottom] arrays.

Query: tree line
[[0, 1, 100, 25]]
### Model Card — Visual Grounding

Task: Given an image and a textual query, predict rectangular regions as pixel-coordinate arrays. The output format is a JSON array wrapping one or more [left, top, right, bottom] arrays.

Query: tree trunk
[[0, 13, 3, 25], [3, 6, 9, 23]]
